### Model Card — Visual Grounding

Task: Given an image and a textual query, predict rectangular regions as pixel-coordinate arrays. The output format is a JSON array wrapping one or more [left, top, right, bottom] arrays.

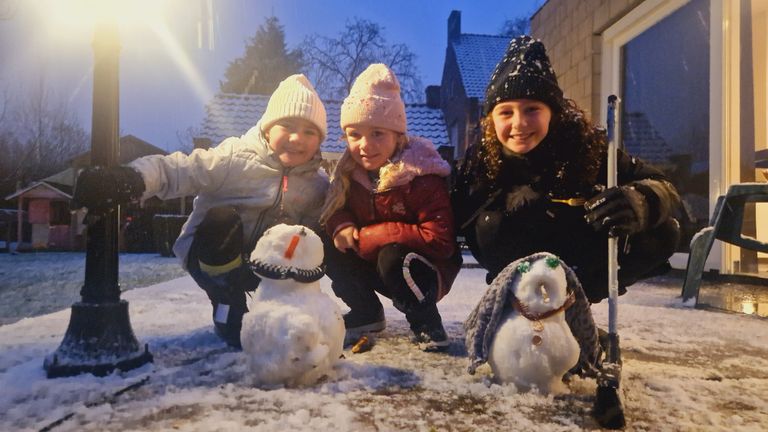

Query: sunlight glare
[[149, 21, 214, 109], [37, 0, 169, 37]]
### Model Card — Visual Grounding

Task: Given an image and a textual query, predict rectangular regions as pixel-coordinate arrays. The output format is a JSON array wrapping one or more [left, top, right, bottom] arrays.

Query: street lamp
[[43, 12, 153, 378]]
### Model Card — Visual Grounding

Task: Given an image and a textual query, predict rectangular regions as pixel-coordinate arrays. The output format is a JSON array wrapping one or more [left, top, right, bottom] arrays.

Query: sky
[[0, 0, 542, 153], [1, 252, 767, 430]]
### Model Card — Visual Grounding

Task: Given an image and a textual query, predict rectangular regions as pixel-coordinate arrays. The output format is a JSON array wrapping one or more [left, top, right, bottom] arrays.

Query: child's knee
[[376, 244, 438, 313], [194, 206, 245, 277], [631, 217, 681, 261]]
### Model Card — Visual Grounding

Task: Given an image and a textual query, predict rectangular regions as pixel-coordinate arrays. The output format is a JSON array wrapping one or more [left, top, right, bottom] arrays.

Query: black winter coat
[[451, 138, 681, 293]]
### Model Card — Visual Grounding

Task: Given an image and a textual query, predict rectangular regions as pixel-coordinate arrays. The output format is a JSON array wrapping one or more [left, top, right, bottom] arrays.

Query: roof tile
[[452, 34, 511, 98], [200, 94, 450, 152]]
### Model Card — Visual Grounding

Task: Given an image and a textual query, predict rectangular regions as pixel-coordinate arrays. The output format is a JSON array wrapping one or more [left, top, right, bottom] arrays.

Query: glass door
[[620, 0, 711, 253]]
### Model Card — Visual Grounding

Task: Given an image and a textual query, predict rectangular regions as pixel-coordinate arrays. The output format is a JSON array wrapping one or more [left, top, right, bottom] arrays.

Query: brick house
[[530, 0, 767, 277], [438, 11, 511, 161], [4, 135, 174, 252], [4, 181, 75, 250]]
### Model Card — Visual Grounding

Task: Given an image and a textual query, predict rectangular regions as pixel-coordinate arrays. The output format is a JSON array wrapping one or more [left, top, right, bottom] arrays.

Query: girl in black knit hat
[[454, 35, 684, 375], [452, 35, 683, 304]]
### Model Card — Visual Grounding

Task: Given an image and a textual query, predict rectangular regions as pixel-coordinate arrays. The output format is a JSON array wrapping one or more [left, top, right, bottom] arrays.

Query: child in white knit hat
[[73, 74, 329, 348], [320, 64, 461, 352]]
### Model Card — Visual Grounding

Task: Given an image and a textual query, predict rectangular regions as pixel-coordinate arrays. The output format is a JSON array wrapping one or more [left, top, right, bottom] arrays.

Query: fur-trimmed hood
[[350, 136, 450, 191]]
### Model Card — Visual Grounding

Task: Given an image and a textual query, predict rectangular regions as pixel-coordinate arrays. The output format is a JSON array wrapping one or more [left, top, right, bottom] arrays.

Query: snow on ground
[[0, 257, 767, 431], [0, 252, 187, 325]]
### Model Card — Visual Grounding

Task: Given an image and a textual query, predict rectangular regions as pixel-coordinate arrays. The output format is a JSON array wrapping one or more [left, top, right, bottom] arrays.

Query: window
[[620, 0, 711, 252], [50, 201, 70, 226], [604, 0, 767, 276]]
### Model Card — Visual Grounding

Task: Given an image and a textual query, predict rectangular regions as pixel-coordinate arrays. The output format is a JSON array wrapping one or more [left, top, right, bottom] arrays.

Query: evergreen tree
[[220, 16, 303, 95]]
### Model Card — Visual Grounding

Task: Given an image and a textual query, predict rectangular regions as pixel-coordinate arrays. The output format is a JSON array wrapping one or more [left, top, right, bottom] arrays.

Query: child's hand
[[333, 226, 359, 253], [584, 185, 649, 237]]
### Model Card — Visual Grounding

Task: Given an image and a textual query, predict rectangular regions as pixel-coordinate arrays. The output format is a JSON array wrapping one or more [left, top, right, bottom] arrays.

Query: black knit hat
[[483, 35, 564, 116]]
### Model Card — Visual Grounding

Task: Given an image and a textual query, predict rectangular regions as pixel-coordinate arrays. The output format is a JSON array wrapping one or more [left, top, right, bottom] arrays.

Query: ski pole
[[606, 95, 619, 335], [592, 94, 626, 429]]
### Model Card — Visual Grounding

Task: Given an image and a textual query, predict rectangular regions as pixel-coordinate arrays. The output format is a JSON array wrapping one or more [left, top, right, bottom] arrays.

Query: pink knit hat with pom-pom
[[340, 63, 407, 134]]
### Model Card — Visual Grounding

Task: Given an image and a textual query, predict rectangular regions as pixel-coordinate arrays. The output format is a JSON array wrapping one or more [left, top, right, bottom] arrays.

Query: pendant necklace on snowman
[[510, 261, 576, 347]]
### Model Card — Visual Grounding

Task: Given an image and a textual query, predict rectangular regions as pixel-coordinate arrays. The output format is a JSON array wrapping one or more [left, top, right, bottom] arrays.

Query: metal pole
[[593, 94, 626, 429], [82, 20, 121, 303], [44, 20, 152, 378], [606, 95, 619, 335]]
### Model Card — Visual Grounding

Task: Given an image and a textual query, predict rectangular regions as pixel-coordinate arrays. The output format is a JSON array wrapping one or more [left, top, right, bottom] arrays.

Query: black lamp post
[[44, 19, 152, 378]]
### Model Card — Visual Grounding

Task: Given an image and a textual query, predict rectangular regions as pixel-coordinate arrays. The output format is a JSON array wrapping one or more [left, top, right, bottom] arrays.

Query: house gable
[[70, 135, 168, 168], [452, 34, 511, 99], [438, 10, 511, 159], [5, 182, 71, 201]]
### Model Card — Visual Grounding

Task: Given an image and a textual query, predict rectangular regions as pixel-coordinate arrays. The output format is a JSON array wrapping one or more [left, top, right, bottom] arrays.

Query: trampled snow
[[0, 255, 767, 431]]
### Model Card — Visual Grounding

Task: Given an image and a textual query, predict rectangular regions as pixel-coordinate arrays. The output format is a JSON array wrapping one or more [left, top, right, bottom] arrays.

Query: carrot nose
[[284, 234, 301, 259]]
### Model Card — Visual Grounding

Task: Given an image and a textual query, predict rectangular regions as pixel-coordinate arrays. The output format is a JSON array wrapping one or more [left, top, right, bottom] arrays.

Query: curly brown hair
[[475, 98, 606, 196]]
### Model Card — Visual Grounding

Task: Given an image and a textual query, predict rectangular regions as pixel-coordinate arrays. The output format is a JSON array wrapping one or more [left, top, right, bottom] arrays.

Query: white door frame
[[600, 0, 739, 272]]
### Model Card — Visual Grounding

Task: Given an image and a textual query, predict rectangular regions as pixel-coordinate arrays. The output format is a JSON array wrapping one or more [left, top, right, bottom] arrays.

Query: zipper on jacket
[[280, 175, 288, 215]]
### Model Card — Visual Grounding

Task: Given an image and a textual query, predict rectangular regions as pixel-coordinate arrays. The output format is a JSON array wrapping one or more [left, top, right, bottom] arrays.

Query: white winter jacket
[[129, 121, 329, 268]]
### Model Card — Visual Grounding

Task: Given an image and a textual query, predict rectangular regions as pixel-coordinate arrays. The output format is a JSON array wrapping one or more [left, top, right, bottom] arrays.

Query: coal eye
[[545, 256, 560, 269], [517, 261, 531, 273]]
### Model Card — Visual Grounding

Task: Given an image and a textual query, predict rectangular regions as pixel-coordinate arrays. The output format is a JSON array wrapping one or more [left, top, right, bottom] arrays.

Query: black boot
[[212, 295, 247, 349], [406, 302, 450, 352], [324, 238, 387, 341], [378, 244, 450, 352]]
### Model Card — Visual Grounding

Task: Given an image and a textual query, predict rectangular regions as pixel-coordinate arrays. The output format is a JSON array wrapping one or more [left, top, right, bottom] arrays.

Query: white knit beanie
[[340, 64, 407, 134], [260, 74, 327, 140]]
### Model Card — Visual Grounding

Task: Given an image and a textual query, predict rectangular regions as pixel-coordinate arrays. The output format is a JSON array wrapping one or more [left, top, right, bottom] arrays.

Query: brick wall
[[530, 0, 645, 121], [440, 47, 472, 159]]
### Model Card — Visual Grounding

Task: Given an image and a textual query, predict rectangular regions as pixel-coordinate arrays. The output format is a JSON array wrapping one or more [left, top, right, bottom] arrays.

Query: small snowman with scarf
[[464, 252, 602, 394], [240, 224, 345, 387]]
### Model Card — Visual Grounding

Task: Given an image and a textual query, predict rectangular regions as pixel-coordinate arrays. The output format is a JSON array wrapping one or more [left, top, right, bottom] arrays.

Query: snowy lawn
[[0, 268, 767, 431], [0, 252, 187, 325]]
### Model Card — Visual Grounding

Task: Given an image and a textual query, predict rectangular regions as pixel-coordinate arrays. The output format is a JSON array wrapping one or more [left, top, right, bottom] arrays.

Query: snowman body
[[240, 224, 344, 387], [487, 257, 580, 394]]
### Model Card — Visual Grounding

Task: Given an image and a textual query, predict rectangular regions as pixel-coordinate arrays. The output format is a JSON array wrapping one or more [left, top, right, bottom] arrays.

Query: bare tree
[[175, 125, 201, 155], [1, 82, 89, 195], [500, 15, 531, 37], [301, 18, 423, 102]]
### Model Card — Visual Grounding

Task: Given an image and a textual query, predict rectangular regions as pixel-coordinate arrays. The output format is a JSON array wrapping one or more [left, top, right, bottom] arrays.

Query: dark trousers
[[473, 212, 681, 303], [186, 207, 261, 342], [323, 240, 444, 331]]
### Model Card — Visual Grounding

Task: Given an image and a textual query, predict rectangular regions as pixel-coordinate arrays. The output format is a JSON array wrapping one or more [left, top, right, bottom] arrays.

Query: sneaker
[[410, 323, 450, 352], [343, 308, 386, 333]]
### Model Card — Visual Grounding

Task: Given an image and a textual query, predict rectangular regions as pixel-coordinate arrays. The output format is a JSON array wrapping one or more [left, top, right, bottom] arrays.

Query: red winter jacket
[[325, 137, 461, 300]]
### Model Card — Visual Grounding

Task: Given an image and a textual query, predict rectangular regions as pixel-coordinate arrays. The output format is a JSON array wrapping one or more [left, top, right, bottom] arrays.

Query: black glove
[[73, 166, 145, 209], [584, 185, 648, 237]]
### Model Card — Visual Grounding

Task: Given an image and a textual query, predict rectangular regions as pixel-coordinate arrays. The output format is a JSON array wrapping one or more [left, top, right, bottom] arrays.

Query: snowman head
[[511, 254, 571, 316], [249, 224, 324, 283]]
